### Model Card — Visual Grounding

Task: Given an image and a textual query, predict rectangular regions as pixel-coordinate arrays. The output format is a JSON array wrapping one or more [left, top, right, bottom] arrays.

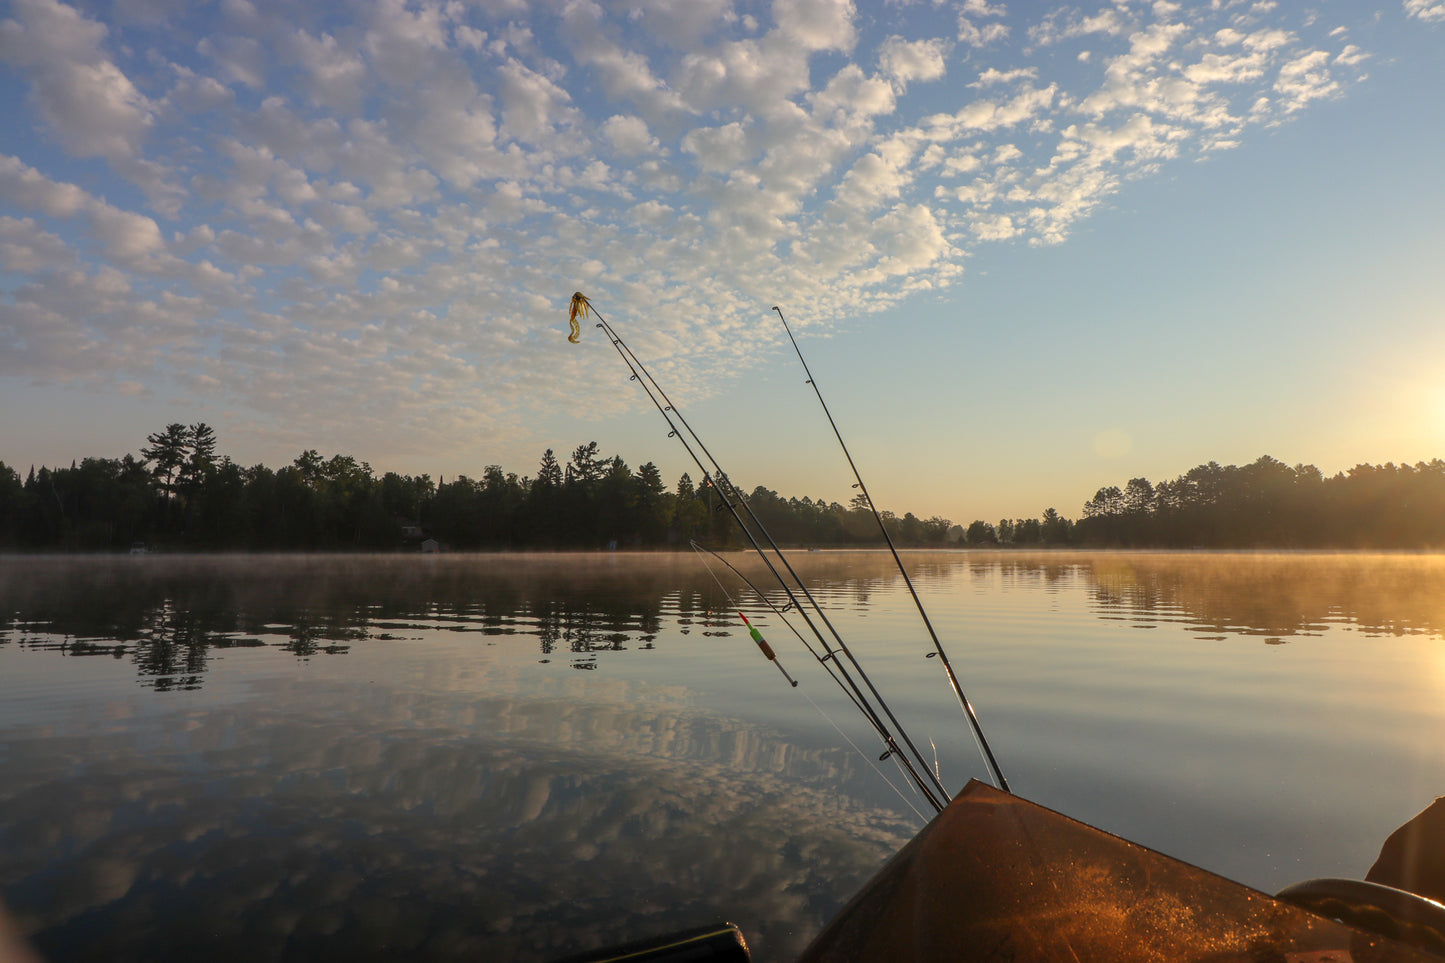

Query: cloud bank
[[0, 0, 1378, 462]]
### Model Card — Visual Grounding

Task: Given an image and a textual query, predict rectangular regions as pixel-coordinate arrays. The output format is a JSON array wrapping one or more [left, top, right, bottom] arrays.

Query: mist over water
[[3, 551, 1445, 961]]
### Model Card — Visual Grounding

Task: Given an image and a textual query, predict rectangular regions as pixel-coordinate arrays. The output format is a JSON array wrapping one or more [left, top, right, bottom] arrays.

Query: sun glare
[[1093, 429, 1133, 459]]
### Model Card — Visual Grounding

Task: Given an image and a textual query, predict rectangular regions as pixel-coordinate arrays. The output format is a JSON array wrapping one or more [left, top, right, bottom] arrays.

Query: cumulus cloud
[[1404, 0, 1445, 22], [773, 0, 857, 53], [602, 114, 660, 156], [878, 36, 949, 85], [0, 216, 75, 272], [0, 156, 165, 263], [0, 0, 155, 160], [288, 29, 369, 112]]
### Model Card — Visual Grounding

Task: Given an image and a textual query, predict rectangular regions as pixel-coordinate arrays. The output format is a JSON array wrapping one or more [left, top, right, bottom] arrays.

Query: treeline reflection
[[0, 554, 788, 688], [7, 552, 1445, 689], [978, 552, 1445, 642]]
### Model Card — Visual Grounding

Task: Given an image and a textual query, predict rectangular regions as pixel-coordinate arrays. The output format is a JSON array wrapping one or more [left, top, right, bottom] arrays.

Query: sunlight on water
[[4, 551, 1445, 961]]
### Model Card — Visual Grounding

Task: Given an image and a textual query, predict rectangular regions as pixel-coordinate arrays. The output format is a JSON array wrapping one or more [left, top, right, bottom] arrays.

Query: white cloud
[[1029, 7, 1128, 46], [773, 0, 857, 53], [0, 155, 88, 216], [958, 18, 1008, 47], [971, 212, 1017, 240], [676, 38, 799, 113], [924, 83, 1056, 137], [363, 0, 450, 85], [1335, 45, 1369, 67], [833, 148, 913, 211], [0, 156, 165, 263], [974, 66, 1037, 87], [1274, 49, 1340, 113], [0, 0, 1381, 465], [499, 58, 582, 146], [810, 64, 898, 121], [682, 121, 755, 172], [878, 36, 949, 85], [625, 0, 735, 48], [1184, 51, 1267, 85], [1404, 0, 1445, 22], [88, 205, 167, 261], [289, 30, 368, 113], [603, 115, 660, 157], [1066, 115, 1184, 161], [957, 0, 1009, 46], [869, 203, 950, 276], [0, 0, 156, 160], [0, 216, 75, 272], [559, 3, 689, 123]]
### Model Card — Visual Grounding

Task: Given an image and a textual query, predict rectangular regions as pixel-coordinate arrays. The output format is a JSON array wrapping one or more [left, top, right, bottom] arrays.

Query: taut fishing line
[[771, 305, 1010, 795], [688, 540, 879, 726], [688, 541, 799, 688], [569, 292, 956, 811], [688, 542, 928, 823]]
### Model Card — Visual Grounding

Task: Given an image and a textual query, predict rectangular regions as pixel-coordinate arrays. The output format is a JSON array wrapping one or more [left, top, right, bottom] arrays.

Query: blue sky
[[1, 0, 1442, 525]]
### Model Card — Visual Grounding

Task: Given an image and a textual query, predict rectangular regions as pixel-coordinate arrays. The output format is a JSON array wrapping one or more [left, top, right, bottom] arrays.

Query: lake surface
[[3, 550, 1445, 961]]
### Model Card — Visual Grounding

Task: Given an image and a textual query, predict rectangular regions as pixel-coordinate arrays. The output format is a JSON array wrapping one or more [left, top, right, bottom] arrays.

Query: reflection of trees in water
[[528, 599, 666, 659], [131, 603, 209, 691], [11, 551, 1440, 686], [0, 556, 700, 686], [967, 552, 1445, 642], [0, 554, 901, 689], [278, 617, 360, 658], [10, 599, 266, 692]]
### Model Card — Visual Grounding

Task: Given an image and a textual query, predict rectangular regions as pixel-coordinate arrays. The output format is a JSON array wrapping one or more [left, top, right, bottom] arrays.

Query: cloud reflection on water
[[0, 666, 913, 962]]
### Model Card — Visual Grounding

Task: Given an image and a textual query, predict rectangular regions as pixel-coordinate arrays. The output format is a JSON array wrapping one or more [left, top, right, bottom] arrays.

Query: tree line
[[0, 425, 957, 552], [963, 454, 1445, 549], [1065, 455, 1445, 548], [4, 431, 1443, 551]]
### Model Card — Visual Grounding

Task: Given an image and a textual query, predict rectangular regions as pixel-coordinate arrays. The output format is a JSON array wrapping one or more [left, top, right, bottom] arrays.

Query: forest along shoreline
[[4, 422, 1445, 552]]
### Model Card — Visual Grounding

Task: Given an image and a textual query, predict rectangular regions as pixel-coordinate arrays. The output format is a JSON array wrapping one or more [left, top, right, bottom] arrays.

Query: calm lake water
[[3, 550, 1445, 961]]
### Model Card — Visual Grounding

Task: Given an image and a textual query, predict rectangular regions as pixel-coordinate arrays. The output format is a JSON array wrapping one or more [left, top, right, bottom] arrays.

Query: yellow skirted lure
[[567, 292, 592, 343]]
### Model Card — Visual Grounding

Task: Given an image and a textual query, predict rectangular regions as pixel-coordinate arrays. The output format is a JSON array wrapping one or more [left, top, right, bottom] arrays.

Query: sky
[[1, 0, 1443, 525]]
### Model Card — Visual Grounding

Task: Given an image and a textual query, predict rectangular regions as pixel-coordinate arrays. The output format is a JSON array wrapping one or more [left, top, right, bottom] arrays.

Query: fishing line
[[688, 540, 877, 723], [590, 309, 951, 809], [690, 540, 883, 736], [580, 298, 949, 811], [799, 686, 930, 826], [688, 543, 926, 821], [689, 542, 798, 687], [771, 305, 1010, 795]]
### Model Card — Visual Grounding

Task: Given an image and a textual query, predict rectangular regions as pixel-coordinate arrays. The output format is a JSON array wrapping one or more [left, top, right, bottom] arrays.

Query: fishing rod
[[591, 305, 953, 810], [572, 293, 951, 811], [772, 305, 1010, 794], [686, 542, 800, 688], [688, 539, 936, 821], [689, 538, 874, 720], [582, 297, 949, 811]]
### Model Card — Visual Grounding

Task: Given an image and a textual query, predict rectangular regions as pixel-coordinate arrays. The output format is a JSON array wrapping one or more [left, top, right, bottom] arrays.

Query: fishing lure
[[567, 291, 592, 343]]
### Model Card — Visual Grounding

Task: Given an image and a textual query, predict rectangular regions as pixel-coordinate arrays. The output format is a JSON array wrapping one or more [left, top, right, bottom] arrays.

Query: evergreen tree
[[141, 423, 190, 498]]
